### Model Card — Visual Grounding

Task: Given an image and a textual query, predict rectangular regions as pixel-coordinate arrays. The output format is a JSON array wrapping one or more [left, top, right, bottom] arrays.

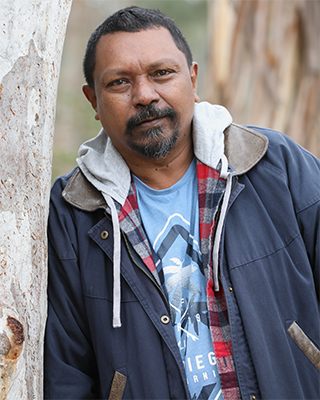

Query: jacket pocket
[[287, 321, 320, 371], [108, 371, 127, 400]]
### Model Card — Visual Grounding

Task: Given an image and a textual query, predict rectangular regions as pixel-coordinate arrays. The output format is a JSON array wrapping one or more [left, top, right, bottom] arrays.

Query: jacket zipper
[[121, 230, 172, 317]]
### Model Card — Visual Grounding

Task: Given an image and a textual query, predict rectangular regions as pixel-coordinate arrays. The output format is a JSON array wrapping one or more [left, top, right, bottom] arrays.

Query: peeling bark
[[0, 0, 72, 398]]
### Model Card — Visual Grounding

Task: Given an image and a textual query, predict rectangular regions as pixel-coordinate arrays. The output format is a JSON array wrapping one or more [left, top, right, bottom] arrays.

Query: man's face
[[83, 28, 199, 163]]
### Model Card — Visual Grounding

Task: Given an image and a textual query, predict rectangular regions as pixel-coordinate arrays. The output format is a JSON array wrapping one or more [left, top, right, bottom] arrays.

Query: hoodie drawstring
[[102, 193, 122, 328], [212, 154, 233, 291]]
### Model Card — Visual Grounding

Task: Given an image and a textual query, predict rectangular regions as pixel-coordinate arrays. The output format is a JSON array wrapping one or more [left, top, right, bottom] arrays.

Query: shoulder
[[224, 123, 319, 176], [245, 125, 320, 212], [50, 167, 79, 212], [246, 125, 319, 169], [51, 167, 106, 212]]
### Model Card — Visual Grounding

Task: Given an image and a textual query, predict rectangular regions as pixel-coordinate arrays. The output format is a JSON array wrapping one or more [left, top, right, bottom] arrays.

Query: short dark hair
[[83, 6, 193, 89]]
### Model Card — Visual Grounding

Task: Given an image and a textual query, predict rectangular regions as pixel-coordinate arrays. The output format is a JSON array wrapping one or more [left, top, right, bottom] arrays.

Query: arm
[[44, 174, 100, 399], [251, 127, 320, 301]]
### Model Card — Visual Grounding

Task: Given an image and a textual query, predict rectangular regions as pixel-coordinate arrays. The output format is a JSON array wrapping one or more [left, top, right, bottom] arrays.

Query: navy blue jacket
[[44, 125, 320, 399]]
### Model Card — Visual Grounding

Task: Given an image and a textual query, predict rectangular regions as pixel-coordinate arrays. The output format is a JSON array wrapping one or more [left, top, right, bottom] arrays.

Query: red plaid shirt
[[116, 160, 240, 399]]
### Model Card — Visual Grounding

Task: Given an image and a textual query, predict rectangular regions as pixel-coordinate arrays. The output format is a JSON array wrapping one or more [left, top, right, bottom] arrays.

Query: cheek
[[169, 79, 196, 106], [98, 97, 122, 121], [176, 84, 196, 115], [98, 103, 130, 137], [102, 94, 132, 115], [101, 114, 123, 134]]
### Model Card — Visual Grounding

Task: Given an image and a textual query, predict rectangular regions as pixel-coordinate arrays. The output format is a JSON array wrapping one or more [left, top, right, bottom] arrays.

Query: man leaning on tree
[[44, 6, 320, 400]]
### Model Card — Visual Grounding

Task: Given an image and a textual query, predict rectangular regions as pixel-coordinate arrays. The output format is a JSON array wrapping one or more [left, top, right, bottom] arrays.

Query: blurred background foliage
[[53, 0, 319, 181]]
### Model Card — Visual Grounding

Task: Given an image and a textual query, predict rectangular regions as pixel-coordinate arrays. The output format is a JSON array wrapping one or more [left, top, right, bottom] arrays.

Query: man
[[44, 6, 320, 400]]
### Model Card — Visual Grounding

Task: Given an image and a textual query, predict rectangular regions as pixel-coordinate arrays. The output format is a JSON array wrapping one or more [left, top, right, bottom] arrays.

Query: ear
[[190, 62, 200, 103], [82, 84, 100, 121]]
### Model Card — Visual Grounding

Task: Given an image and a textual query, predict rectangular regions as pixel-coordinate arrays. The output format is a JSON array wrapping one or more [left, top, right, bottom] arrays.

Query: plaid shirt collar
[[117, 160, 225, 275]]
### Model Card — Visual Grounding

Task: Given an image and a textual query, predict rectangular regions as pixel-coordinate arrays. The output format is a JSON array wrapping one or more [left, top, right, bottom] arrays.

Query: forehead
[[94, 28, 188, 74]]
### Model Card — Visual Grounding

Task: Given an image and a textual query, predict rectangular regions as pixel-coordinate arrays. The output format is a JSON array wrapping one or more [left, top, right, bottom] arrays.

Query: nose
[[132, 77, 160, 107]]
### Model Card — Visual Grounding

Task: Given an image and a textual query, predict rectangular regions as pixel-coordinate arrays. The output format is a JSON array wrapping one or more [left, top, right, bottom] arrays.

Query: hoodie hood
[[77, 129, 131, 206], [193, 102, 232, 168], [77, 101, 232, 206]]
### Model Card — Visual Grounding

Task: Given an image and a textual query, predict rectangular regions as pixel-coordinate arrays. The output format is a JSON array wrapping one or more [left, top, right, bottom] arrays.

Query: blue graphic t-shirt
[[133, 159, 222, 400]]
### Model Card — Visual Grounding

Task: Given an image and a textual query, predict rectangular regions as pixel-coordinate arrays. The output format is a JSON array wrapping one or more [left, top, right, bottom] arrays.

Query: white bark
[[0, 0, 72, 398]]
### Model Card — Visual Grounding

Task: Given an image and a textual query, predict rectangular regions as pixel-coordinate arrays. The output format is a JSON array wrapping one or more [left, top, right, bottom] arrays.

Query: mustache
[[126, 105, 178, 132]]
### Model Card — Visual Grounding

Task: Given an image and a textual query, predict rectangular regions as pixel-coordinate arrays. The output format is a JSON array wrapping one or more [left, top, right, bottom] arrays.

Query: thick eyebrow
[[101, 58, 181, 80], [100, 69, 128, 81], [147, 58, 181, 70]]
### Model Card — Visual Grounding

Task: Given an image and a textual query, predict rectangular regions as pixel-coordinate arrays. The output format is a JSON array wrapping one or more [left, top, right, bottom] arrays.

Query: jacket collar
[[62, 123, 268, 212], [224, 123, 268, 175]]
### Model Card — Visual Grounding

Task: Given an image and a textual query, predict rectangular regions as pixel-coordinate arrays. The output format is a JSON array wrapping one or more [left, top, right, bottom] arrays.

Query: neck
[[127, 139, 194, 190]]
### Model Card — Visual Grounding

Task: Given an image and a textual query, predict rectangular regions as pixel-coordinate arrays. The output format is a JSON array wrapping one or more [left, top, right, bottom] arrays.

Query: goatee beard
[[125, 105, 179, 159]]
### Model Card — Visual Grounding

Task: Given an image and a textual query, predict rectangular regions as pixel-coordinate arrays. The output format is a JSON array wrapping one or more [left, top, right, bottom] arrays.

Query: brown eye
[[108, 79, 128, 87], [154, 70, 170, 77], [113, 80, 124, 86]]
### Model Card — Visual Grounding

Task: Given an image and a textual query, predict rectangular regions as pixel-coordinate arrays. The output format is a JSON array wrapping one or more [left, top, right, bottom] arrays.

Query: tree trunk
[[0, 0, 72, 398], [206, 0, 319, 157]]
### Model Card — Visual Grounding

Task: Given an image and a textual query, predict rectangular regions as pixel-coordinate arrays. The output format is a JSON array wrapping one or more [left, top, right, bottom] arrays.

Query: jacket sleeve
[[290, 148, 320, 303], [255, 128, 320, 301], [44, 174, 100, 399]]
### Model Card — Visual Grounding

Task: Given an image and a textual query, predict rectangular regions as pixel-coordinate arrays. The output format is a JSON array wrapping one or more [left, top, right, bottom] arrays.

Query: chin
[[129, 126, 179, 159]]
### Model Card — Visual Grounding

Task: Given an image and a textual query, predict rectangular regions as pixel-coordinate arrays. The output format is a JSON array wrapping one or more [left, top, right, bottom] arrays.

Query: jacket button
[[228, 286, 234, 293], [100, 230, 109, 240], [160, 315, 170, 324], [250, 395, 257, 400]]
